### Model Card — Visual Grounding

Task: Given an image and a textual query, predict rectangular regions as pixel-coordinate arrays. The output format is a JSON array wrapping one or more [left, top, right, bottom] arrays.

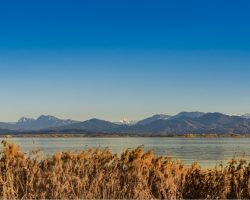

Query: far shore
[[1, 133, 250, 138]]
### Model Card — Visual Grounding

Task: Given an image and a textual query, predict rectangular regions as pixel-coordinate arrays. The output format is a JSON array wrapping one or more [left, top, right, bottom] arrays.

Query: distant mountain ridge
[[55, 118, 122, 132], [242, 114, 250, 119], [137, 114, 171, 125], [1, 112, 250, 134], [0, 115, 79, 131], [169, 112, 205, 120], [114, 119, 137, 126]]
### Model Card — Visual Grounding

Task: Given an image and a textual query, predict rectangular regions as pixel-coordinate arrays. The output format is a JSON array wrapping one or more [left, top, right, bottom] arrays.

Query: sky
[[0, 0, 250, 122]]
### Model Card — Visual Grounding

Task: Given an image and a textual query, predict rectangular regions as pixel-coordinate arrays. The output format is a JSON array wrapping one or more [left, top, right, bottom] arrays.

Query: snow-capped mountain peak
[[115, 118, 137, 126], [18, 117, 35, 123]]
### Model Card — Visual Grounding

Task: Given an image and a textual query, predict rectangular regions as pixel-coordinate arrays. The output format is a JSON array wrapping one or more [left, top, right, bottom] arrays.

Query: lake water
[[1, 137, 250, 167]]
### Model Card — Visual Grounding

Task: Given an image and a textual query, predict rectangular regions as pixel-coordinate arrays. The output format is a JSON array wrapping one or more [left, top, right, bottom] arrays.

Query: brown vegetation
[[0, 140, 250, 199]]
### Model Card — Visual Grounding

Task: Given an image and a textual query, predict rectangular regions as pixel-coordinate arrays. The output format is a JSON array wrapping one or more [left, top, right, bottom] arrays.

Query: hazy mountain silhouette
[[49, 112, 250, 134], [169, 112, 205, 120], [0, 122, 16, 130], [54, 118, 122, 132], [137, 114, 171, 125], [0, 115, 79, 130], [1, 112, 250, 134], [242, 113, 250, 119]]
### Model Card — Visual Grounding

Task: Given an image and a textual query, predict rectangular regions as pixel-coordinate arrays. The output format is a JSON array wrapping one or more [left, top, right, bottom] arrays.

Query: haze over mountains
[[1, 112, 250, 135], [0, 115, 78, 131]]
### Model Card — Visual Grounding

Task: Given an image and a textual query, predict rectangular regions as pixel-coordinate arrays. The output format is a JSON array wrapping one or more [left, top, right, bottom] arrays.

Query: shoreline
[[1, 133, 250, 138]]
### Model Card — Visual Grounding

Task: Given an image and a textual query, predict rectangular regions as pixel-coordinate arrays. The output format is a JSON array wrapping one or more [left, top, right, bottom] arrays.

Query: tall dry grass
[[0, 140, 250, 199]]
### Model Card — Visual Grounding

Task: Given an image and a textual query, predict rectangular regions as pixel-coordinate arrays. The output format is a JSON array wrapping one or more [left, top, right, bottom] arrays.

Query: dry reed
[[0, 140, 249, 199]]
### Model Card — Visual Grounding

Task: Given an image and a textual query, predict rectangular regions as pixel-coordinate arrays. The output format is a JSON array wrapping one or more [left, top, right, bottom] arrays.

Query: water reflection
[[1, 137, 250, 167]]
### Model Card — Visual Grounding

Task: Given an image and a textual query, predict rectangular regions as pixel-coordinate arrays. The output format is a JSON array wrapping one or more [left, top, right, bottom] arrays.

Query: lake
[[1, 137, 250, 167]]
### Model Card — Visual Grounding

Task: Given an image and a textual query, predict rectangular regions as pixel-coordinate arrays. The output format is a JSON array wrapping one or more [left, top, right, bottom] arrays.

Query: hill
[[1, 112, 250, 135]]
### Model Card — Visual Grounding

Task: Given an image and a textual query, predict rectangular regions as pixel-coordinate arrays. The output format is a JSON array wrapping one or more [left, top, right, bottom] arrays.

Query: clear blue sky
[[0, 0, 250, 122]]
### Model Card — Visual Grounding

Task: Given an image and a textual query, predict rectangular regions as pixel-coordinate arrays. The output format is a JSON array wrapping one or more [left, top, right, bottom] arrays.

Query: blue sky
[[0, 0, 250, 122]]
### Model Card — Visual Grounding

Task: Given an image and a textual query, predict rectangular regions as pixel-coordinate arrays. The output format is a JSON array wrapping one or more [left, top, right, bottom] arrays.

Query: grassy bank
[[0, 141, 250, 199]]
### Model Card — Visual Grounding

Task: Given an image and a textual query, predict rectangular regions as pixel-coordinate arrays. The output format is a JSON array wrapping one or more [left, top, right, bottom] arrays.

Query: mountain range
[[0, 115, 78, 131], [1, 112, 250, 135]]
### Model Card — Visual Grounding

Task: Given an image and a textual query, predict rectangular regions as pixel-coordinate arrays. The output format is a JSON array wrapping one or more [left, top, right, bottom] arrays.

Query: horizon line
[[1, 111, 250, 123]]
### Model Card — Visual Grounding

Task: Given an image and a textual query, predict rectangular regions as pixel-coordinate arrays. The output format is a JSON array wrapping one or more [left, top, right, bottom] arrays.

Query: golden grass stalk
[[0, 141, 249, 199]]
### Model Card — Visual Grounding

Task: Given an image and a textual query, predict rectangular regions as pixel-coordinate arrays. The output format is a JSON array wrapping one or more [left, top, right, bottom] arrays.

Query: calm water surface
[[1, 137, 250, 167]]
